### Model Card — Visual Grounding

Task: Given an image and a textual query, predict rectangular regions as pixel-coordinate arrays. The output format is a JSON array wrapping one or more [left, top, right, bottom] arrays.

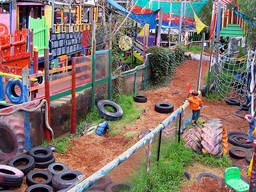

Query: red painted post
[[44, 48, 51, 141], [71, 57, 76, 134], [30, 30, 33, 60], [31, 47, 38, 100]]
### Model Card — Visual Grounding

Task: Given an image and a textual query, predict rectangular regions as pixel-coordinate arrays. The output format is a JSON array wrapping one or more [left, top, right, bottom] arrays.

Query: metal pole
[[215, 0, 222, 75], [251, 51, 256, 116], [51, 0, 55, 32], [207, 34, 215, 95], [133, 70, 137, 95], [178, 111, 182, 143], [156, 7, 163, 47], [108, 49, 112, 100], [197, 32, 205, 91], [9, 2, 12, 34], [71, 58, 76, 134], [168, 0, 173, 47], [156, 130, 162, 161], [44, 48, 51, 141], [178, 1, 184, 43]]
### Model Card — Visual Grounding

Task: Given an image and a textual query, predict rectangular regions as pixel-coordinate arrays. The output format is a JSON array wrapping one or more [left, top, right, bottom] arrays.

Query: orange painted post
[[222, 124, 228, 155], [71, 57, 76, 134]]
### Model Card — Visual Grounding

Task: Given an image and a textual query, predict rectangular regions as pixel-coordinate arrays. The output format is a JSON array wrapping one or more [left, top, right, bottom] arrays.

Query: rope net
[[211, 52, 254, 105]]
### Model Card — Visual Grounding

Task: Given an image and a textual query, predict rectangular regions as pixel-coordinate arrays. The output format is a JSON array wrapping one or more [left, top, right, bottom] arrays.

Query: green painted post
[[134, 70, 137, 95], [108, 49, 112, 100], [91, 8, 96, 107]]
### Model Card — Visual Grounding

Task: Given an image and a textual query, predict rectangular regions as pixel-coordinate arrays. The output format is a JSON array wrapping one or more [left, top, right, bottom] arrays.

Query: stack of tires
[[0, 146, 84, 192], [182, 119, 224, 156]]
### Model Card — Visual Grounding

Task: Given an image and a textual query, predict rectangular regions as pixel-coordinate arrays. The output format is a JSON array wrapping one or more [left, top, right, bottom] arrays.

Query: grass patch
[[124, 131, 138, 138], [188, 45, 202, 54], [42, 136, 73, 154], [85, 94, 142, 136], [129, 140, 231, 192]]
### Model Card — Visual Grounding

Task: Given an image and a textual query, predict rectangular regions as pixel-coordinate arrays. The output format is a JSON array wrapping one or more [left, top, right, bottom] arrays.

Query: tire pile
[[0, 146, 84, 192], [228, 132, 254, 164], [182, 119, 224, 156]]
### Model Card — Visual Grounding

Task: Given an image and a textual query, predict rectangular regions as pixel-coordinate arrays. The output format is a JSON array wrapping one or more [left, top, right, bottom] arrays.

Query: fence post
[[133, 70, 137, 95], [157, 130, 162, 162], [22, 66, 31, 150], [91, 8, 96, 108], [178, 110, 182, 143], [44, 48, 51, 141], [71, 58, 76, 134], [108, 49, 112, 100], [143, 56, 148, 90]]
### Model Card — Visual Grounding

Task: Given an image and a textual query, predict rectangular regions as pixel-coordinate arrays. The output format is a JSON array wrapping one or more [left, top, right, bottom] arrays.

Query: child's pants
[[192, 110, 200, 121], [248, 126, 255, 141]]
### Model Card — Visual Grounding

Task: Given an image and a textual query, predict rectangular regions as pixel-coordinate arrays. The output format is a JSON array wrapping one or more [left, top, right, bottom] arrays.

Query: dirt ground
[[14, 58, 251, 192]]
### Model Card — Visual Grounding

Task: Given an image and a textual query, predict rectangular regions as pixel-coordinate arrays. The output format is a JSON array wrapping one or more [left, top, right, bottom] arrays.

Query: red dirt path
[[15, 59, 249, 192]]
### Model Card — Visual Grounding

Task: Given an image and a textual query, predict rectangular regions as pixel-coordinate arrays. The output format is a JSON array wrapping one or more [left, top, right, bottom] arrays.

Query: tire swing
[[97, 100, 123, 121], [155, 102, 174, 113], [5, 78, 23, 104]]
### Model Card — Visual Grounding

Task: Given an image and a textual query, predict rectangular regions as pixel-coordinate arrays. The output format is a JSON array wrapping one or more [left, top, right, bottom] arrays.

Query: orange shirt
[[187, 96, 203, 110]]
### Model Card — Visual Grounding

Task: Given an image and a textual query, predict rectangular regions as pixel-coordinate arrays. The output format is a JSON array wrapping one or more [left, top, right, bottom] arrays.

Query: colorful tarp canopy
[[107, 0, 159, 29]]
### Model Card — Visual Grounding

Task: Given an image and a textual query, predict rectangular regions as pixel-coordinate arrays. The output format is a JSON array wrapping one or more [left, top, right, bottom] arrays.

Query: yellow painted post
[[244, 22, 246, 33], [231, 9, 234, 24], [61, 9, 64, 24], [227, 9, 230, 25], [17, 6, 19, 30]]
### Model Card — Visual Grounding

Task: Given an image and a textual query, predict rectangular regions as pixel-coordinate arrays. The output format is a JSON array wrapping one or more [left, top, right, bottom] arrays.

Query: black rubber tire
[[26, 170, 52, 186], [35, 156, 55, 168], [184, 172, 191, 180], [88, 175, 112, 190], [233, 110, 246, 119], [225, 98, 240, 106], [240, 104, 249, 111], [229, 147, 250, 159], [246, 153, 252, 164], [201, 85, 207, 97], [29, 146, 53, 162], [105, 182, 133, 192], [97, 100, 123, 121], [0, 165, 24, 188], [8, 154, 35, 175], [197, 173, 223, 188], [229, 135, 253, 148], [133, 95, 147, 103], [52, 170, 84, 190], [155, 102, 174, 113], [0, 116, 25, 162], [48, 162, 69, 175], [25, 184, 53, 192]]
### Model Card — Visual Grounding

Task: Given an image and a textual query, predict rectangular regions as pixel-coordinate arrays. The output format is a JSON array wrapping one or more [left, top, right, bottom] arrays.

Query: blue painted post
[[22, 67, 31, 151], [0, 76, 4, 100]]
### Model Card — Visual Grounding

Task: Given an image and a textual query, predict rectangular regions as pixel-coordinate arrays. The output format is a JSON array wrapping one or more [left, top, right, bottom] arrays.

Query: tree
[[238, 0, 256, 49]]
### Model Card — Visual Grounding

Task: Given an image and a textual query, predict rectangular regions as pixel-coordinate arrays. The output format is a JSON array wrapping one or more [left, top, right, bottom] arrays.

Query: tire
[[25, 184, 53, 192], [224, 98, 240, 106], [97, 100, 123, 121], [0, 165, 24, 188], [35, 71, 45, 86], [105, 182, 133, 192], [155, 102, 174, 113], [197, 173, 222, 188], [133, 95, 147, 103], [229, 135, 253, 148], [26, 170, 52, 186], [48, 162, 69, 175], [29, 146, 53, 162], [52, 170, 84, 190], [88, 176, 112, 190], [8, 154, 35, 175], [245, 154, 252, 164], [184, 172, 191, 180], [5, 78, 23, 104], [201, 85, 207, 97], [229, 147, 250, 159], [0, 116, 24, 162], [35, 156, 55, 168]]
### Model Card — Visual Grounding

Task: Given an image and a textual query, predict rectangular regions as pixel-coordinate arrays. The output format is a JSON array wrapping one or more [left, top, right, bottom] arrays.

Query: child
[[244, 114, 256, 142], [187, 90, 203, 125]]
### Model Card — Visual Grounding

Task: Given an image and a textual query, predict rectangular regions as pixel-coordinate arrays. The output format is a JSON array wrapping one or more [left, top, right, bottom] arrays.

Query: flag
[[193, 11, 207, 34]]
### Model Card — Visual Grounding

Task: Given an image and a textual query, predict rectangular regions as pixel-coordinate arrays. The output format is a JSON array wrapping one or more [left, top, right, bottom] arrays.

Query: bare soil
[[14, 59, 250, 191]]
